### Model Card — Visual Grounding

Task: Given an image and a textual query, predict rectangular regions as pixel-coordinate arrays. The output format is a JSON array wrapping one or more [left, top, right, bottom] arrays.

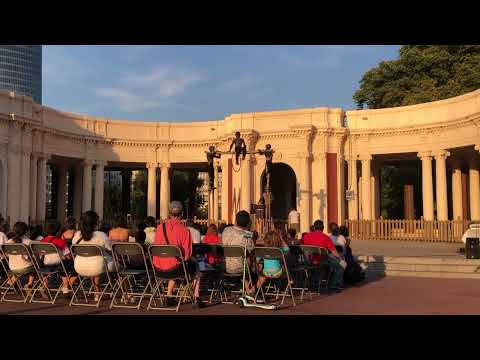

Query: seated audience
[[303, 220, 345, 289], [153, 201, 204, 307], [328, 222, 347, 253], [41, 220, 76, 294], [61, 217, 77, 245], [72, 211, 114, 301], [144, 216, 157, 244], [135, 221, 147, 245], [109, 215, 130, 242], [186, 219, 201, 244], [202, 224, 222, 265], [257, 231, 290, 290], [338, 225, 354, 264], [221, 210, 255, 293], [6, 222, 35, 289], [30, 224, 44, 241], [286, 228, 300, 246], [0, 221, 9, 270], [98, 221, 111, 236]]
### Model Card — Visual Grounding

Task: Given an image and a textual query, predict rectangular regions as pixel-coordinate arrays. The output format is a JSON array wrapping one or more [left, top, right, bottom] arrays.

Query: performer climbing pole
[[205, 145, 221, 191], [256, 144, 276, 233]]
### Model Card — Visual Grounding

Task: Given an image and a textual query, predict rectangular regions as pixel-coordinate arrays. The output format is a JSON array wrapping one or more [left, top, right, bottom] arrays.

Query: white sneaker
[[61, 285, 70, 295], [94, 294, 100, 302]]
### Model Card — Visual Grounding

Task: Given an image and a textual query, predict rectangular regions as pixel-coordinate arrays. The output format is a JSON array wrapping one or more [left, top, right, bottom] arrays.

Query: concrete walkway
[[351, 240, 463, 257], [1, 277, 480, 315]]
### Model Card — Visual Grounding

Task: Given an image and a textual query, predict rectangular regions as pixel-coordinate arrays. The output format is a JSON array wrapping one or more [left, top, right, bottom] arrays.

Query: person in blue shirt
[[256, 231, 289, 290]]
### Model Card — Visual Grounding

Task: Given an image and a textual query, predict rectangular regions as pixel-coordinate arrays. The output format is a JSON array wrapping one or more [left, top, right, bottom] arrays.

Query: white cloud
[[222, 74, 258, 90], [43, 46, 89, 88], [96, 65, 205, 113]]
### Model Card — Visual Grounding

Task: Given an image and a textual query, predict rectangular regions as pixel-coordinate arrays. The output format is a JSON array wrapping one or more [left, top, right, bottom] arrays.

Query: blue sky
[[42, 45, 400, 122]]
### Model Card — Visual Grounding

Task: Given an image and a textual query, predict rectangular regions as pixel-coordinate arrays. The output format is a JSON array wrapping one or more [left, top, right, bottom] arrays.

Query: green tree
[[131, 170, 147, 220], [354, 45, 480, 109], [170, 170, 204, 219]]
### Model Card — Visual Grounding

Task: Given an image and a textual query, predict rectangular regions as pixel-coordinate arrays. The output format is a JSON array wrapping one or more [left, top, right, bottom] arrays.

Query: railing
[[345, 219, 470, 243]]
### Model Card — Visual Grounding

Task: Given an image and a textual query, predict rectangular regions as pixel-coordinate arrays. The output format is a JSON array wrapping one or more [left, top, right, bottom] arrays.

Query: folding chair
[[300, 245, 333, 292], [69, 244, 115, 307], [254, 246, 296, 307], [192, 243, 223, 302], [29, 242, 72, 304], [288, 245, 311, 302], [147, 245, 194, 312], [110, 242, 153, 310], [212, 245, 252, 304], [0, 243, 40, 303]]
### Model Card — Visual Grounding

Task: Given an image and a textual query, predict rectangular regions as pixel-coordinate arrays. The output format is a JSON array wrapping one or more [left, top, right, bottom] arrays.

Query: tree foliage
[[354, 45, 480, 109], [170, 170, 205, 219]]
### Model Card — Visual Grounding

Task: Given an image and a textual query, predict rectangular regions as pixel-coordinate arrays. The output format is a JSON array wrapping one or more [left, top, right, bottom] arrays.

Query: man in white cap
[[153, 201, 205, 308]]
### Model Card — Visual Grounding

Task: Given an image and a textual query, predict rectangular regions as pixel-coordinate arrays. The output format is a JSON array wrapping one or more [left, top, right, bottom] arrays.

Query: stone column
[[221, 157, 230, 223], [56, 164, 68, 223], [370, 160, 378, 220], [147, 162, 157, 218], [82, 160, 93, 213], [360, 155, 372, 220], [347, 157, 358, 220], [19, 150, 31, 222], [299, 154, 312, 233], [160, 163, 171, 220], [73, 164, 83, 219], [94, 161, 105, 220], [29, 153, 38, 222], [418, 152, 434, 221], [434, 150, 450, 221], [7, 146, 21, 224], [36, 154, 49, 222], [213, 163, 219, 222], [451, 158, 463, 220], [241, 156, 252, 212], [469, 160, 480, 221]]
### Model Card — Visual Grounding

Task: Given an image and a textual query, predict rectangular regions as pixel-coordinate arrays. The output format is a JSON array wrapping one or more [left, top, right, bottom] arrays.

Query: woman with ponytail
[[6, 222, 35, 288], [72, 211, 114, 300]]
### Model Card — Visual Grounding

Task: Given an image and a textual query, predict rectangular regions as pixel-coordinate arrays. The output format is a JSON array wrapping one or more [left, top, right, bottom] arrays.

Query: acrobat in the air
[[229, 131, 247, 166], [257, 144, 275, 175]]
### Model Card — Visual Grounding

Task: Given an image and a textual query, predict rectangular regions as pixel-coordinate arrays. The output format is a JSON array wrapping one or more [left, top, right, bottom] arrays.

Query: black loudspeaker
[[466, 238, 480, 259]]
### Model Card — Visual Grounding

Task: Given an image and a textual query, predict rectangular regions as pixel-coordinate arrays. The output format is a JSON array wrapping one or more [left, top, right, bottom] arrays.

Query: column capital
[[345, 154, 358, 162], [417, 151, 432, 160], [95, 160, 108, 167], [358, 154, 372, 161], [34, 152, 51, 160], [82, 159, 94, 167], [146, 162, 158, 169], [160, 162, 171, 170], [432, 150, 450, 160], [475, 144, 480, 153]]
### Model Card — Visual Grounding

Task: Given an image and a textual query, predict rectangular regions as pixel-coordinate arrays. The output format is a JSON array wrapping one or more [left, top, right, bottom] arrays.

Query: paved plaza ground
[[1, 240, 475, 315], [1, 276, 480, 315]]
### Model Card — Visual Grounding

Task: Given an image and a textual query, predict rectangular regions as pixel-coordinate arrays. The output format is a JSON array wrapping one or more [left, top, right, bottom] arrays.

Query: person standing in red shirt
[[303, 220, 345, 289]]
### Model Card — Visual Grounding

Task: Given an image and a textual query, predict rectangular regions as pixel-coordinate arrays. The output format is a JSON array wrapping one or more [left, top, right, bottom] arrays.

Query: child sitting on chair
[[41, 220, 76, 294], [256, 231, 290, 290]]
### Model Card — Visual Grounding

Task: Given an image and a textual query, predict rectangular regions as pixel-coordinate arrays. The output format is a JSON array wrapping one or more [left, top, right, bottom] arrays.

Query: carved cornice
[[349, 113, 480, 138]]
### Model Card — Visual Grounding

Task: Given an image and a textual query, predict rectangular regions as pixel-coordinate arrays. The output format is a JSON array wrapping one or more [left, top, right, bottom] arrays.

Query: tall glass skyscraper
[[0, 45, 42, 104]]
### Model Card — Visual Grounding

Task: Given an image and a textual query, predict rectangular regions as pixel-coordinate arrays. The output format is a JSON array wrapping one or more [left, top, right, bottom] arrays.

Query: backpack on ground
[[343, 261, 365, 285]]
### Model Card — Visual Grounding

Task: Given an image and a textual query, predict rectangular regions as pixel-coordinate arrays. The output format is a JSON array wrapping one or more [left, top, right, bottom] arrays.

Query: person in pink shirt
[[153, 201, 204, 307]]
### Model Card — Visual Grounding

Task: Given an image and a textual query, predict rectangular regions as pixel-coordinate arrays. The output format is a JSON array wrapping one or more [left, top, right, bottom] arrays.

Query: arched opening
[[261, 163, 297, 221]]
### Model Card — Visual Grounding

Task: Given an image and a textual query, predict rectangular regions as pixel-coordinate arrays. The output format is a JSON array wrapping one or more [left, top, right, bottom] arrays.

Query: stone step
[[380, 270, 480, 280], [357, 255, 480, 266], [365, 263, 480, 273]]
